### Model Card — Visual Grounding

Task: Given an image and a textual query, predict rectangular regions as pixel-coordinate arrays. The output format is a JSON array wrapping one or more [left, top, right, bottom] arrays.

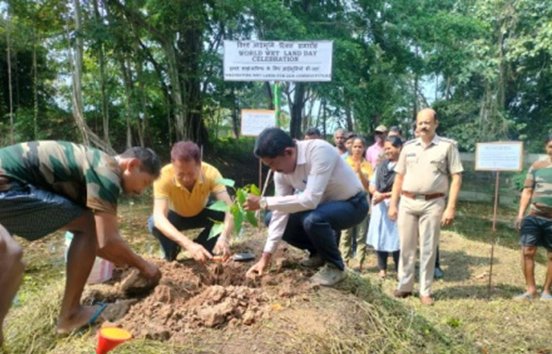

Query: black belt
[[401, 191, 444, 200]]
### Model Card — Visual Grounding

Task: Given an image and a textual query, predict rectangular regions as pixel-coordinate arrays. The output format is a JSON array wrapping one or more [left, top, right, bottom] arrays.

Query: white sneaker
[[300, 254, 325, 268], [310, 263, 346, 286]]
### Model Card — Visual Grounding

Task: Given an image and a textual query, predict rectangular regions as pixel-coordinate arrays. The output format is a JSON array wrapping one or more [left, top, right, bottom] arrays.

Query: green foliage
[[2, 0, 552, 152], [207, 179, 260, 239], [216, 178, 236, 188], [446, 317, 462, 329], [512, 168, 528, 192]]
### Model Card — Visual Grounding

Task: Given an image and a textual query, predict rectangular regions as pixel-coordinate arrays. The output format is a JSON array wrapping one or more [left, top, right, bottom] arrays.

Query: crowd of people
[[1, 107, 552, 344]]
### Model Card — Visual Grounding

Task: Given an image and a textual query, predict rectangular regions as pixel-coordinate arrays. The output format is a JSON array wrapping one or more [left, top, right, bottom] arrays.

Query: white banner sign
[[241, 109, 276, 137], [475, 141, 524, 171], [224, 40, 333, 82]]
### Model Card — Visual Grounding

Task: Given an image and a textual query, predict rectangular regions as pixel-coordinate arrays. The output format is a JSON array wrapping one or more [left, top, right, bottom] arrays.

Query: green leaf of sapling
[[245, 211, 258, 227], [207, 200, 229, 212], [208, 222, 224, 239], [236, 188, 247, 205], [233, 209, 244, 235], [216, 178, 235, 188], [249, 184, 261, 196]]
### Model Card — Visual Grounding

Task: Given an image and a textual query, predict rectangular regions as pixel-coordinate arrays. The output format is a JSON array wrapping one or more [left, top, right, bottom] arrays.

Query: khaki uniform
[[394, 135, 463, 296]]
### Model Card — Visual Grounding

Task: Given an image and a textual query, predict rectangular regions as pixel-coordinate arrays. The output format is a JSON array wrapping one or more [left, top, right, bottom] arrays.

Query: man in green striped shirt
[[0, 141, 161, 343]]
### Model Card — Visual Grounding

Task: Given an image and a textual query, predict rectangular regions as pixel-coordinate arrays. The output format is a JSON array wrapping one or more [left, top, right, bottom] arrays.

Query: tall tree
[[69, 0, 113, 152]]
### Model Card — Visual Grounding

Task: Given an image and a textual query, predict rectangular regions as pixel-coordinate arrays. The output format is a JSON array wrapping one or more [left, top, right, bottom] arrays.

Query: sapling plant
[[206, 178, 260, 239]]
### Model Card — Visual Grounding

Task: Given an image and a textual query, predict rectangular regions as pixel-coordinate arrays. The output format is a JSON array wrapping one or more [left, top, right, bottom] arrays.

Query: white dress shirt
[[263, 139, 364, 253]]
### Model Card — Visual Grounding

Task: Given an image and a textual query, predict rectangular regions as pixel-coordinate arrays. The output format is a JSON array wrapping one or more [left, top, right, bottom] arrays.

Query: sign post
[[475, 141, 523, 296], [224, 40, 333, 82], [223, 40, 333, 210]]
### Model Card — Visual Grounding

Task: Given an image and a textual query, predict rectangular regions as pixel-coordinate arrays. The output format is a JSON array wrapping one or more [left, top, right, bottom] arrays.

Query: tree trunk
[[32, 32, 38, 139], [315, 97, 323, 129], [6, 4, 14, 144], [302, 89, 316, 133], [497, 26, 506, 112], [345, 98, 353, 132], [231, 88, 240, 138], [71, 0, 89, 145], [118, 57, 134, 148], [164, 43, 186, 140], [166, 96, 173, 147], [93, 0, 111, 146], [321, 99, 327, 138], [264, 82, 274, 110], [178, 19, 208, 145], [413, 73, 419, 121], [137, 60, 147, 147], [69, 0, 114, 153], [289, 83, 306, 139]]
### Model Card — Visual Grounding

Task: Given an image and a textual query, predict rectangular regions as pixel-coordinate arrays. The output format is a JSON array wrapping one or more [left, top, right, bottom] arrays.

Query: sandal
[[540, 292, 552, 300], [87, 302, 108, 325]]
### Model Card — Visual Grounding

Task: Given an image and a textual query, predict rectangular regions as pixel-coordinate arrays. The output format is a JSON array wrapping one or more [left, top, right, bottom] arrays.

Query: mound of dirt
[[83, 240, 315, 341]]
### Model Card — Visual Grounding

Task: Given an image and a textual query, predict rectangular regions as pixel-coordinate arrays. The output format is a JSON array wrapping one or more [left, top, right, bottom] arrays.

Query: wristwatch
[[259, 197, 268, 210]]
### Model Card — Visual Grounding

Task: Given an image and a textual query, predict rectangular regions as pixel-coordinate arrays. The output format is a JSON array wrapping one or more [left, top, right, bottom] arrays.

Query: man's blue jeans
[[148, 208, 224, 261], [269, 192, 369, 271]]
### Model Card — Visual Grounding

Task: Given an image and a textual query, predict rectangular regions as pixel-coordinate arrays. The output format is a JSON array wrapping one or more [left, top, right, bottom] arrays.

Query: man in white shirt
[[244, 128, 369, 286]]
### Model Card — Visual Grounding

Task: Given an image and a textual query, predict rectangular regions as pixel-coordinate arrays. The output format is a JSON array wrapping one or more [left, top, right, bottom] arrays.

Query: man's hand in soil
[[188, 243, 212, 263], [140, 260, 162, 286], [244, 195, 261, 211], [213, 236, 231, 261], [246, 252, 271, 279]]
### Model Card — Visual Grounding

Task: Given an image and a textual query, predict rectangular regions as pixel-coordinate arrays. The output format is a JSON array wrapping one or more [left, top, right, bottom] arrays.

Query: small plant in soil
[[206, 178, 260, 239]]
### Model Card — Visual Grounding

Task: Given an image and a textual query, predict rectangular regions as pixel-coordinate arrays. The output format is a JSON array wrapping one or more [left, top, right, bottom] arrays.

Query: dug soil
[[82, 235, 367, 353]]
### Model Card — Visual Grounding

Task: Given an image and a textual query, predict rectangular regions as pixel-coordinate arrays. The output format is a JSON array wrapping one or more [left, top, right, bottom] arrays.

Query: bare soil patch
[[82, 238, 318, 345]]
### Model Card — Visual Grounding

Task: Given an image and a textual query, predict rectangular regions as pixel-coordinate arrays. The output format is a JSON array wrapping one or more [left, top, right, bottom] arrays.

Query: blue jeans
[[268, 192, 368, 271], [148, 208, 224, 261]]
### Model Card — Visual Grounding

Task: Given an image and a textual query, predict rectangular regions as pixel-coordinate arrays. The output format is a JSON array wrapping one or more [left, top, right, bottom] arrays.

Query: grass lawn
[[3, 199, 552, 353]]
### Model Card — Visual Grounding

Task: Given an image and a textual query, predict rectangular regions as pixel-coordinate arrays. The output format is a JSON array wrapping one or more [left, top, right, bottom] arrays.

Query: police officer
[[388, 108, 463, 305]]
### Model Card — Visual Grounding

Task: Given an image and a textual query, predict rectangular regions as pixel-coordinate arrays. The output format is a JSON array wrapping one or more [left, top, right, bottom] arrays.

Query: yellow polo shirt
[[153, 162, 227, 217]]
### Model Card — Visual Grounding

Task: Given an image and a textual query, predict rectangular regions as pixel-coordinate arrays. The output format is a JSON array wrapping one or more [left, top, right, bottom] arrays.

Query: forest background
[[0, 0, 551, 156]]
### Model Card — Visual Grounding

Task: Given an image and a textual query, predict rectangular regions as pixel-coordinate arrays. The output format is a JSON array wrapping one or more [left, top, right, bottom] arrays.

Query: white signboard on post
[[224, 40, 333, 82], [475, 141, 524, 171], [241, 109, 276, 137]]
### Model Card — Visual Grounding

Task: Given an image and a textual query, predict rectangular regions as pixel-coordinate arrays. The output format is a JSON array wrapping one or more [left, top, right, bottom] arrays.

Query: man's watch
[[259, 197, 268, 210]]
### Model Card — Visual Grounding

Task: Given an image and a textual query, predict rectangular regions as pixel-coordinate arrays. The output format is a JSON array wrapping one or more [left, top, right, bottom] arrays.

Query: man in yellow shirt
[[148, 141, 233, 262]]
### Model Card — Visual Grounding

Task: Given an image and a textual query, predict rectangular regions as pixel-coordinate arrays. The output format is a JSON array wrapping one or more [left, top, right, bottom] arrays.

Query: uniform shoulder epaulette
[[403, 138, 417, 146], [439, 137, 458, 146]]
